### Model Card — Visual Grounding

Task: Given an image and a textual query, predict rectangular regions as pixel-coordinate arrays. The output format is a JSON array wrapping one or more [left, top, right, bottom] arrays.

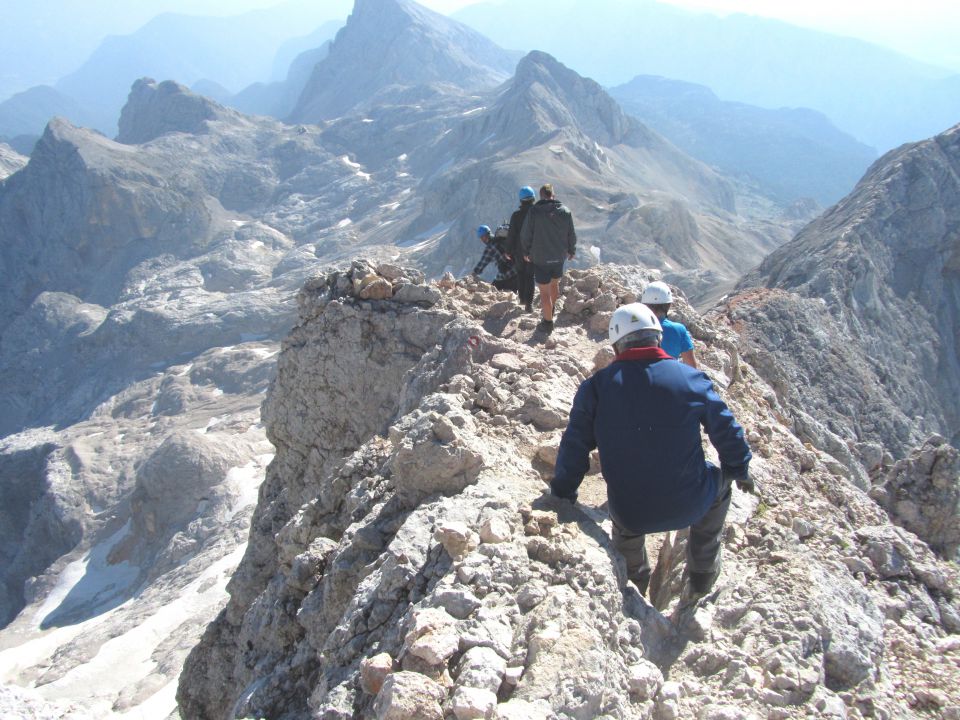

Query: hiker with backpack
[[506, 186, 537, 313], [520, 184, 576, 333], [472, 224, 518, 291], [551, 303, 752, 600]]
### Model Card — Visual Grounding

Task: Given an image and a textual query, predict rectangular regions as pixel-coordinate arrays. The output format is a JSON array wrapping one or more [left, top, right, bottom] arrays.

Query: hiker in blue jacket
[[642, 280, 697, 367], [551, 303, 753, 599]]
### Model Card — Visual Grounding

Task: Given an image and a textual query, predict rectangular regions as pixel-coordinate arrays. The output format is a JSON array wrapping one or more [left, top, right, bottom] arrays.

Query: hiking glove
[[723, 465, 754, 494]]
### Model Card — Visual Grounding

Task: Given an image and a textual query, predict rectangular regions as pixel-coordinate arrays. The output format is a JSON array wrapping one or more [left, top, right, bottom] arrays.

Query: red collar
[[614, 347, 674, 362]]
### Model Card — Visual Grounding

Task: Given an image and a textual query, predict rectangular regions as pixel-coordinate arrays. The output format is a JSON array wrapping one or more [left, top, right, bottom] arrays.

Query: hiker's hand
[[724, 465, 754, 494], [524, 255, 531, 262], [568, 252, 574, 260]]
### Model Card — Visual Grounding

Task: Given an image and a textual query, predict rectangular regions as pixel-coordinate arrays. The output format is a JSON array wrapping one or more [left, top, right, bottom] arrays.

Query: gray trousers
[[611, 475, 732, 593]]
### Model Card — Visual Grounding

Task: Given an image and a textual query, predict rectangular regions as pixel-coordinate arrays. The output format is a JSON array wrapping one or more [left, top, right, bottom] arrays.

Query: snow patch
[[225, 455, 273, 520], [462, 106, 485, 116], [398, 222, 452, 250], [2, 545, 248, 718], [549, 145, 565, 155], [31, 523, 139, 630], [336, 218, 353, 228]]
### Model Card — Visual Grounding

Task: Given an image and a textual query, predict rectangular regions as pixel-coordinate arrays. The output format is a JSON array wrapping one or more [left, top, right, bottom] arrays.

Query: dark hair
[[613, 328, 662, 355], [645, 303, 671, 317]]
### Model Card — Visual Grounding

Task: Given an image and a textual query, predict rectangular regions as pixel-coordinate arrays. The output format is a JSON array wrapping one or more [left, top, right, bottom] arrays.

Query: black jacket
[[520, 199, 576, 264], [506, 202, 533, 262]]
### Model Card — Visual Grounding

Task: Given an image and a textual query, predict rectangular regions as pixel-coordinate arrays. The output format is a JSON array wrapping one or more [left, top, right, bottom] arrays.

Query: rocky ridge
[[178, 262, 960, 720], [729, 122, 960, 480]]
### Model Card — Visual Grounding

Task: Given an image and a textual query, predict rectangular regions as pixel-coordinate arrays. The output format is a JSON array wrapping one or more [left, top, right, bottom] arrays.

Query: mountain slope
[[289, 0, 519, 122], [177, 261, 960, 719], [727, 122, 960, 473], [403, 51, 794, 303], [0, 86, 98, 148], [454, 0, 960, 152], [610, 75, 877, 206]]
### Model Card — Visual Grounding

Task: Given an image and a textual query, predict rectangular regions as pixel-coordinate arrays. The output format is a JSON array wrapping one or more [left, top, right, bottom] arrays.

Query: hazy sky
[[416, 0, 960, 71]]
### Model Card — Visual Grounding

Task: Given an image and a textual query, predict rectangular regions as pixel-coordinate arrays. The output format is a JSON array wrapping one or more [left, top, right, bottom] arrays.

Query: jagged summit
[[728, 122, 960, 470], [503, 50, 650, 148], [289, 0, 517, 122], [117, 78, 230, 144]]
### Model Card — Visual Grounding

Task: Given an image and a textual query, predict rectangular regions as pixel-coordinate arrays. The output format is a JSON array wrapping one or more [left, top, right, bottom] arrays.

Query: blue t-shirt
[[660, 317, 694, 359]]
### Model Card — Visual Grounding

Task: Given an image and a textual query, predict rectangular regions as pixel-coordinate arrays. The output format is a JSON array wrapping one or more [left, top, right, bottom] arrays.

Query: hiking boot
[[687, 567, 720, 596], [524, 301, 533, 313], [539, 319, 554, 333]]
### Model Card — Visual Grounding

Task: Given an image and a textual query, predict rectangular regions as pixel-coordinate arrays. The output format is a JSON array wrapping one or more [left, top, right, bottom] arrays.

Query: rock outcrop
[[870, 435, 960, 561], [0, 142, 28, 179], [178, 263, 960, 719], [117, 78, 223, 145], [730, 123, 960, 465]]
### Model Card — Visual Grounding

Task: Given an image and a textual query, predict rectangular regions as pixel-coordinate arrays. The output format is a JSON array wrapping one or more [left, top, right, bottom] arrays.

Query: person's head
[[641, 281, 673, 318], [519, 186, 536, 205], [539, 183, 554, 200], [477, 225, 492, 242], [609, 303, 662, 355]]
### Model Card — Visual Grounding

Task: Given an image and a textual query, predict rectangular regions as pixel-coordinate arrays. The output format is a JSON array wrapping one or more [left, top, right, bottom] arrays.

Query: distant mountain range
[[454, 0, 960, 153], [0, 1, 352, 140], [610, 75, 877, 206]]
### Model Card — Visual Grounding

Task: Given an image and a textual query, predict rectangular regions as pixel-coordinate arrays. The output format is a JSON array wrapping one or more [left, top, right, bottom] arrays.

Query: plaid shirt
[[473, 241, 517, 281]]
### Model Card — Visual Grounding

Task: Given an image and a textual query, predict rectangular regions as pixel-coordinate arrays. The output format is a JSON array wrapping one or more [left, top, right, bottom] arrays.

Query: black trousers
[[611, 473, 732, 593], [516, 260, 535, 305]]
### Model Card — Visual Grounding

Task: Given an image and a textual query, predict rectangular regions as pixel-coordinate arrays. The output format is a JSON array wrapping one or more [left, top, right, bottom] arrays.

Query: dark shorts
[[533, 260, 564, 284]]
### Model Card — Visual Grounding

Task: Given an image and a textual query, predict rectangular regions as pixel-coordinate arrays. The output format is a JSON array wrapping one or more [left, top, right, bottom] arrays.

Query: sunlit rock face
[[730, 123, 960, 464]]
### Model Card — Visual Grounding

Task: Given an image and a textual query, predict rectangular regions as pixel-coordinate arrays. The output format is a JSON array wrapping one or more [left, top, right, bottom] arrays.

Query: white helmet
[[609, 303, 662, 345], [641, 280, 673, 305]]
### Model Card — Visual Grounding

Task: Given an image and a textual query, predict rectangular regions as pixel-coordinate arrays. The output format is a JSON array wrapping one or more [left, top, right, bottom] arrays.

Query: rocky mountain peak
[[117, 78, 226, 145], [502, 50, 647, 148], [288, 0, 516, 122]]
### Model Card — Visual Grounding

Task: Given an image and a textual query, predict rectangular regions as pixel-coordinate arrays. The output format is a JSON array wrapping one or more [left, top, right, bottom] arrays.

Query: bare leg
[[548, 278, 561, 316], [538, 282, 554, 321]]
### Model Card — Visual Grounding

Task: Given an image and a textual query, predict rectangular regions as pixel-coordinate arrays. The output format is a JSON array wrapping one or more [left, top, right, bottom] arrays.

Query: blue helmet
[[518, 186, 536, 202], [477, 224, 492, 238]]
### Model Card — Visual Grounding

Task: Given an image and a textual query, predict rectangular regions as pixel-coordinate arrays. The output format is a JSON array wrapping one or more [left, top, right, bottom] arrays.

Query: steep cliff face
[[179, 263, 960, 720], [732, 123, 960, 464], [0, 142, 27, 179], [289, 0, 516, 123]]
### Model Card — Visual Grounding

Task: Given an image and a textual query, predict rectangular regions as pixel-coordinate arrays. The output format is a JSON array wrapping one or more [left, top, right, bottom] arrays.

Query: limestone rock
[[373, 671, 445, 720], [435, 522, 480, 560], [451, 686, 497, 720], [361, 653, 395, 695], [870, 435, 960, 560]]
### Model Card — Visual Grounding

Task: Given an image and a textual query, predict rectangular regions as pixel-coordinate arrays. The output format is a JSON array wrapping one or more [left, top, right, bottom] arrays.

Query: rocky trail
[[172, 261, 960, 719]]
